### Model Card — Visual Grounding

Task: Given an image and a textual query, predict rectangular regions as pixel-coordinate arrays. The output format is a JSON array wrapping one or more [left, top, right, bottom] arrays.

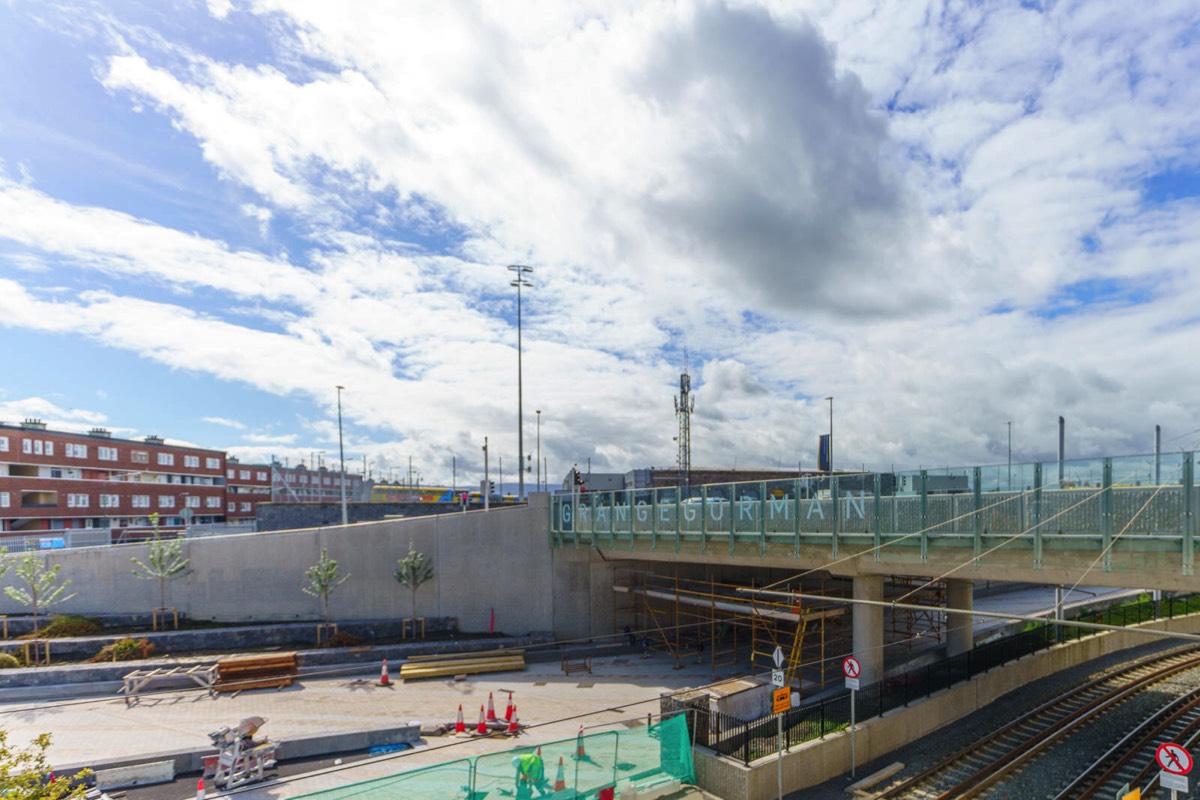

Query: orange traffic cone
[[504, 691, 515, 721], [486, 691, 497, 720], [196, 778, 206, 800], [575, 725, 586, 759], [554, 756, 567, 791], [506, 705, 519, 734], [379, 658, 391, 686], [476, 704, 487, 735], [454, 704, 465, 734]]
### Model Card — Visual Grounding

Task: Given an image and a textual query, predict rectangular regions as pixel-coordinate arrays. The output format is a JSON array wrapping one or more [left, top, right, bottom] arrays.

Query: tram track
[[869, 646, 1200, 799]]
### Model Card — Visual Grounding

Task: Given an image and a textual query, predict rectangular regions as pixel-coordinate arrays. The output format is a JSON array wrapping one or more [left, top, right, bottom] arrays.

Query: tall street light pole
[[336, 385, 348, 525], [508, 264, 533, 500], [536, 409, 541, 494], [826, 397, 834, 476]]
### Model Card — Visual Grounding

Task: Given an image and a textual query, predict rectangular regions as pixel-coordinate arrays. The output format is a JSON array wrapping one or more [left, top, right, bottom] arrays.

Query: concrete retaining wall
[[695, 613, 1200, 800], [0, 497, 596, 638]]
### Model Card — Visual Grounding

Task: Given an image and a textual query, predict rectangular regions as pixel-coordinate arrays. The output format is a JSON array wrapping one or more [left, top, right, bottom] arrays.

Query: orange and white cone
[[506, 705, 519, 734], [486, 691, 497, 720], [554, 756, 567, 791], [379, 658, 390, 686], [504, 691, 515, 721], [454, 704, 465, 734], [476, 704, 488, 735], [575, 725, 586, 759], [196, 778, 206, 800]]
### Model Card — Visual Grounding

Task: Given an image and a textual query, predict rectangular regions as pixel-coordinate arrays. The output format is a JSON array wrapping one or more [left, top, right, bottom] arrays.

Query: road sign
[[1157, 742, 1193, 775], [772, 686, 791, 714], [845, 677, 860, 691], [773, 646, 784, 668], [771, 669, 785, 687], [843, 656, 861, 679], [1160, 771, 1188, 793]]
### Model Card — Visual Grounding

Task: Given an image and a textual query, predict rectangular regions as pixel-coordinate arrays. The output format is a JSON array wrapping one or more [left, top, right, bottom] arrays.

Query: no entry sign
[[843, 656, 861, 679], [1157, 742, 1193, 775]]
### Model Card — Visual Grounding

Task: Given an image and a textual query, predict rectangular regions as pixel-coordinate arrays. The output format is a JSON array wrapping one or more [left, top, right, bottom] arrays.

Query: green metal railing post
[[759, 481, 767, 555], [1102, 458, 1113, 572], [651, 489, 658, 553], [700, 485, 708, 555], [873, 473, 882, 562], [972, 467, 982, 566], [919, 471, 929, 564], [831, 477, 840, 560], [675, 492, 682, 553], [1184, 452, 1195, 577], [1033, 463, 1043, 568], [793, 478, 801, 559]]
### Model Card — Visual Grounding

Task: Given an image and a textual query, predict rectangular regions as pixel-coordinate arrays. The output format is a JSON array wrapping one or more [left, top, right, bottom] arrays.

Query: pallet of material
[[399, 652, 526, 681], [213, 652, 298, 693]]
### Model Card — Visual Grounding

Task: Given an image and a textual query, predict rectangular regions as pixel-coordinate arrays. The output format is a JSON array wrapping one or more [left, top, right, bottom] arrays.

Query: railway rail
[[871, 646, 1200, 799]]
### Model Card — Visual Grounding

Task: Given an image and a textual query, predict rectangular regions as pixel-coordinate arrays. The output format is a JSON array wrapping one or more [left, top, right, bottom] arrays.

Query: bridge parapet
[[549, 452, 1197, 588]]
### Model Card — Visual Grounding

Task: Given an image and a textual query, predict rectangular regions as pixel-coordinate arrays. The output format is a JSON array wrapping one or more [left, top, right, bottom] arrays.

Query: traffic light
[[573, 468, 584, 486]]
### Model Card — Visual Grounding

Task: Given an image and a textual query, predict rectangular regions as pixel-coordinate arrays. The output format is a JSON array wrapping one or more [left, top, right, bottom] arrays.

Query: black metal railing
[[679, 593, 1200, 764]]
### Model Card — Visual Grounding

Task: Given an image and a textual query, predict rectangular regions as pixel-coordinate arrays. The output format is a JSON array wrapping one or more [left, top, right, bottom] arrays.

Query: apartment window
[[66, 443, 88, 458], [0, 492, 8, 508], [183, 455, 199, 468], [158, 496, 175, 508], [206, 496, 220, 508], [228, 502, 236, 512], [240, 502, 252, 512], [0, 436, 7, 451], [34, 440, 43, 455], [132, 495, 150, 508], [186, 496, 201, 508], [227, 469, 235, 479], [67, 493, 89, 508], [100, 494, 120, 508], [22, 439, 31, 454], [239, 470, 250, 480], [157, 453, 174, 466], [132, 450, 148, 464], [98, 446, 118, 461], [256, 471, 267, 481], [286, 474, 295, 483], [206, 457, 220, 469]]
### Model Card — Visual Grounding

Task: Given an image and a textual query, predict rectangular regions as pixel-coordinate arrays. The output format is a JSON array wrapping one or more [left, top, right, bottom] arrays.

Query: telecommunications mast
[[674, 353, 695, 487]]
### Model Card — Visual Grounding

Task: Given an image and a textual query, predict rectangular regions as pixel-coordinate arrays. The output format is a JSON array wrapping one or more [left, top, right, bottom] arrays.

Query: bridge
[[550, 450, 1198, 683]]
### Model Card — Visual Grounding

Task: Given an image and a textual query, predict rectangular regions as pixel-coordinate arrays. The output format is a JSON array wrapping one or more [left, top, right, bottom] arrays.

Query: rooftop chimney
[[88, 427, 112, 438], [20, 419, 47, 431]]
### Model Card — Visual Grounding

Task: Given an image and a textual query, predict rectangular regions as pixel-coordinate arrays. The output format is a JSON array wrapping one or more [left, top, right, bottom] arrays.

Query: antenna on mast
[[673, 350, 695, 488]]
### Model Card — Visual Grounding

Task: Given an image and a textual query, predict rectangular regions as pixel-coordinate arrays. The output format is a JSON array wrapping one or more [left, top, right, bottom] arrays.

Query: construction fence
[[292, 713, 694, 799]]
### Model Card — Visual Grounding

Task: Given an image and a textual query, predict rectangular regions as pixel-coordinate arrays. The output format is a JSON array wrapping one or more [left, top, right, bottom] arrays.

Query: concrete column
[[852, 575, 884, 685], [946, 579, 974, 657]]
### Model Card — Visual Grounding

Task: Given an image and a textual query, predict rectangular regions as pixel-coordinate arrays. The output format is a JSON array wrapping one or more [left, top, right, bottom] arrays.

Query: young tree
[[130, 514, 191, 612], [0, 731, 90, 800], [393, 542, 434, 616], [302, 548, 349, 623], [4, 556, 76, 639]]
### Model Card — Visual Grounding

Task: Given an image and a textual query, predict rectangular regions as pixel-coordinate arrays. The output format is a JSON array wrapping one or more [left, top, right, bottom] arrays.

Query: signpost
[[773, 646, 785, 800], [843, 656, 862, 778], [1157, 742, 1192, 798]]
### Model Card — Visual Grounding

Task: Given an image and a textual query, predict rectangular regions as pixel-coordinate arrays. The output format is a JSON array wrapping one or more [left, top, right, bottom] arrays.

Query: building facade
[[0, 419, 226, 538], [269, 462, 366, 504]]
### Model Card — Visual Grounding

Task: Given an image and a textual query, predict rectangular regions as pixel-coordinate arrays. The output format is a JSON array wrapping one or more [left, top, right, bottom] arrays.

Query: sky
[[1, 0, 1199, 489]]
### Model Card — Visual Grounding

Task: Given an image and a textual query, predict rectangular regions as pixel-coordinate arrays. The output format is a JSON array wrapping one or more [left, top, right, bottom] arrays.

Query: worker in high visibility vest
[[512, 753, 550, 797]]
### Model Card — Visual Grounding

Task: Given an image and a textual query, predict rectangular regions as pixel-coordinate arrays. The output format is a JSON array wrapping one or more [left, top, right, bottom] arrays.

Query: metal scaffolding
[[613, 570, 849, 693]]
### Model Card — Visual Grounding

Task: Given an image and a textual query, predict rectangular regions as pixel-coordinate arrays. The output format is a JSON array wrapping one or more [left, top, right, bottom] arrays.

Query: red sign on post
[[1157, 742, 1193, 775], [843, 656, 861, 679]]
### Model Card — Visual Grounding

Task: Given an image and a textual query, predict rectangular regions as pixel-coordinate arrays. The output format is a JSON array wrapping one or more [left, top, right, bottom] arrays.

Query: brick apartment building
[[224, 457, 272, 523], [0, 419, 226, 538], [269, 462, 364, 504]]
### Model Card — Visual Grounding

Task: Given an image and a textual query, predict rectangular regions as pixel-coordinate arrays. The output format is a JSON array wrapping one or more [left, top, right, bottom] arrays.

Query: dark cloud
[[633, 2, 921, 315]]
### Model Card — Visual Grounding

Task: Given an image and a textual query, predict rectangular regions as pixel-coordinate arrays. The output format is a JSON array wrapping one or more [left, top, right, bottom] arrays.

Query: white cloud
[[203, 416, 246, 430]]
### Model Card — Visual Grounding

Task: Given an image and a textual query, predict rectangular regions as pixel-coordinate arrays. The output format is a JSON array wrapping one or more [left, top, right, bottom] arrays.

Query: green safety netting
[[293, 714, 694, 799]]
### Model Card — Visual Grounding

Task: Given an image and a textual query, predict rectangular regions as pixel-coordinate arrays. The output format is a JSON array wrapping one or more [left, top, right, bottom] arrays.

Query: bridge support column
[[946, 579, 973, 657], [852, 575, 884, 685]]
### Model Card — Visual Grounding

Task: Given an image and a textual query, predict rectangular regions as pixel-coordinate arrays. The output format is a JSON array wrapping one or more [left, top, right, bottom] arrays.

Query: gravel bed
[[789, 637, 1191, 799]]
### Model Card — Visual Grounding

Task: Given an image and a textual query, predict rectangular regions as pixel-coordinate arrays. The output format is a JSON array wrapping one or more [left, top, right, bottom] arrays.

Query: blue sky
[[2, 0, 1200, 488]]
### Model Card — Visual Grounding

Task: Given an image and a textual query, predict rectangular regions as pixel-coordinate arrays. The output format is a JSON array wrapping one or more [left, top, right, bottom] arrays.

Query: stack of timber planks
[[213, 652, 298, 693], [399, 649, 525, 681]]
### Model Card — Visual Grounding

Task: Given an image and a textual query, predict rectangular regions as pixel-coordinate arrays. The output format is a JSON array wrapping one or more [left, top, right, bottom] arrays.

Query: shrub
[[0, 652, 20, 669], [91, 638, 154, 662], [38, 614, 102, 639]]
